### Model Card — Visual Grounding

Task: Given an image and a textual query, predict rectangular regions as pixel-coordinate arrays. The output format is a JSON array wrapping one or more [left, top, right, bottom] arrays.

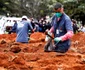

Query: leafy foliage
[[0, 0, 85, 24]]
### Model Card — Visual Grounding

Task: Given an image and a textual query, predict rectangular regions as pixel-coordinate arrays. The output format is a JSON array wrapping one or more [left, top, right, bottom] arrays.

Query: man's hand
[[54, 37, 62, 42]]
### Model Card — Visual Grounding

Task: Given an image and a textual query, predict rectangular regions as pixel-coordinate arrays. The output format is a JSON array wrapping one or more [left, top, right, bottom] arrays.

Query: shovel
[[44, 31, 59, 52]]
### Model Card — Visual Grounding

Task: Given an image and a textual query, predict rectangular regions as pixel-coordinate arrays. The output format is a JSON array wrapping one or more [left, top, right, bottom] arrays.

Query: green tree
[[63, 0, 85, 25], [0, 0, 85, 25]]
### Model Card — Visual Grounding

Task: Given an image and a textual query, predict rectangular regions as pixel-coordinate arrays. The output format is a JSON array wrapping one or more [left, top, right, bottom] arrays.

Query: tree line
[[0, 0, 85, 24]]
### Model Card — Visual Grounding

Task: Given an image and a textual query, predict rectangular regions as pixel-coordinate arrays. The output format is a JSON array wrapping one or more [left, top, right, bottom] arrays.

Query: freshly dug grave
[[0, 32, 85, 70]]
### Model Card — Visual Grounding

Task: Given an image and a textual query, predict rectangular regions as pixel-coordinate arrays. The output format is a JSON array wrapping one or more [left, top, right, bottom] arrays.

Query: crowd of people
[[72, 19, 85, 33], [29, 16, 51, 33]]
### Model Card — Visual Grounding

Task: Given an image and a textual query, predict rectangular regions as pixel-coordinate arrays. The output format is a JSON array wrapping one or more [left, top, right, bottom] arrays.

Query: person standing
[[44, 2, 74, 55], [72, 19, 79, 34], [9, 16, 33, 43]]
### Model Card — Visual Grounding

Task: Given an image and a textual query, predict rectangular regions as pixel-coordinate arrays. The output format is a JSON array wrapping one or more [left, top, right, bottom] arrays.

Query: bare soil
[[0, 32, 85, 70]]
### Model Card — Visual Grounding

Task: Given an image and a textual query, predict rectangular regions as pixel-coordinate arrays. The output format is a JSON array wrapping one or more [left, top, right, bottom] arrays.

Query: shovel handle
[[45, 31, 54, 39]]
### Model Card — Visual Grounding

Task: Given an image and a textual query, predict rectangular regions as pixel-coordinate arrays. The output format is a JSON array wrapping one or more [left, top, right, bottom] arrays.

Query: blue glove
[[54, 37, 62, 42]]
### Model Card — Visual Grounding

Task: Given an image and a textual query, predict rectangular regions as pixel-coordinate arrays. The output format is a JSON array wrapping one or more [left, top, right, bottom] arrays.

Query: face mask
[[55, 12, 62, 18]]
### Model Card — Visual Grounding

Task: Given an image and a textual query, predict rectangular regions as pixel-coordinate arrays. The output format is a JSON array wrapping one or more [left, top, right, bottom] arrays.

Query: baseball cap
[[22, 15, 28, 19], [54, 2, 63, 10]]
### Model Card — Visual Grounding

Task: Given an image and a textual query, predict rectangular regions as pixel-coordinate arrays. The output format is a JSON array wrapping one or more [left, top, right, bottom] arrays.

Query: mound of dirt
[[0, 32, 85, 70], [29, 32, 46, 43]]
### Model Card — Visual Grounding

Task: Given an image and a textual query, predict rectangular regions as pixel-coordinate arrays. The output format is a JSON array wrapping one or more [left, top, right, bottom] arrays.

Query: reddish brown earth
[[0, 32, 85, 70]]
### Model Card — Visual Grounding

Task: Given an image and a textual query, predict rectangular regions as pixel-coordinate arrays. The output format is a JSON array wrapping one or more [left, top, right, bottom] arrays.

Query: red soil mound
[[0, 32, 85, 70]]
